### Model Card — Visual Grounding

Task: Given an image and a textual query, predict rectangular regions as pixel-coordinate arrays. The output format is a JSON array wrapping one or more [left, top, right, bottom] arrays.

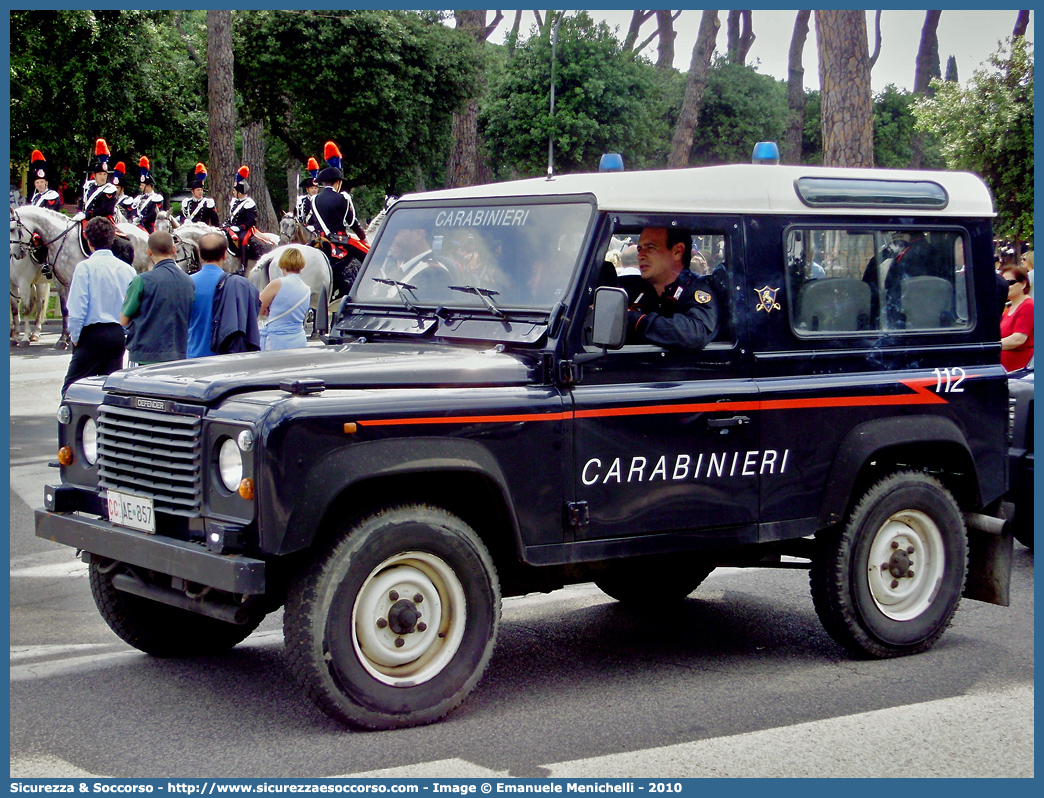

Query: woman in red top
[[1000, 265, 1034, 371]]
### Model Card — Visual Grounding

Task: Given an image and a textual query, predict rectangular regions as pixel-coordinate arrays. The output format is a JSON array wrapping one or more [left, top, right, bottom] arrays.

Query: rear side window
[[785, 227, 972, 335]]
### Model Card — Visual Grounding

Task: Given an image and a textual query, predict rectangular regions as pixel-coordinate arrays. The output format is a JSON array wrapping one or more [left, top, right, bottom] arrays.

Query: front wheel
[[810, 471, 967, 658], [89, 558, 263, 657], [284, 505, 500, 729]]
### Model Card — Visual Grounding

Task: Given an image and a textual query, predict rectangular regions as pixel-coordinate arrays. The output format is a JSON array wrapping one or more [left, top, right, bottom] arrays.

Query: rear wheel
[[811, 471, 967, 658], [89, 558, 263, 657], [284, 505, 500, 729]]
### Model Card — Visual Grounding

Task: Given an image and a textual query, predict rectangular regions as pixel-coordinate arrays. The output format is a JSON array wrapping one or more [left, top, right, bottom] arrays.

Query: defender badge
[[755, 286, 781, 313], [694, 290, 712, 304]]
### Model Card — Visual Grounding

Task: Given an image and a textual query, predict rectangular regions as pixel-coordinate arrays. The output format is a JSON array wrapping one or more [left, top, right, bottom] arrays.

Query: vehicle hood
[[102, 343, 538, 403]]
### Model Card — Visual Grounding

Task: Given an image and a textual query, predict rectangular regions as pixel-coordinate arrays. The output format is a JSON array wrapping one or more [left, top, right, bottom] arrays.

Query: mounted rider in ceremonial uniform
[[296, 157, 320, 222], [223, 166, 258, 274], [28, 150, 61, 211], [110, 162, 137, 222], [135, 157, 164, 235], [182, 163, 219, 227], [307, 142, 368, 295], [77, 139, 118, 222]]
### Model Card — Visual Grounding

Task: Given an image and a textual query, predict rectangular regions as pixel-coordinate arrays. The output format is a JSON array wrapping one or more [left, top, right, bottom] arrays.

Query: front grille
[[97, 404, 203, 515]]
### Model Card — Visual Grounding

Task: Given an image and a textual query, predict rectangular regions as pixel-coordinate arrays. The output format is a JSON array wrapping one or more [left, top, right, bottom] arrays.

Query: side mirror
[[590, 286, 628, 350]]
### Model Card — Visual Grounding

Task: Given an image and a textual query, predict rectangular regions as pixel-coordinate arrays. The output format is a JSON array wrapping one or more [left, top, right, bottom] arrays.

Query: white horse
[[248, 244, 333, 336], [155, 210, 180, 232], [174, 221, 279, 276], [11, 206, 152, 348], [9, 218, 51, 346]]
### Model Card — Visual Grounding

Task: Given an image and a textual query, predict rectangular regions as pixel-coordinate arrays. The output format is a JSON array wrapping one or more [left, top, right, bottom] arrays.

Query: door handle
[[707, 415, 750, 428]]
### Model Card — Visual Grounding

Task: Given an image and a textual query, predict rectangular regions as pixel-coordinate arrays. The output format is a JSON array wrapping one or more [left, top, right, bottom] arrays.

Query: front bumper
[[35, 486, 265, 595]]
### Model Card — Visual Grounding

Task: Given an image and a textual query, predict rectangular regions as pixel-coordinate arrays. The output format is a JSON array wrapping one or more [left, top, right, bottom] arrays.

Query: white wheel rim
[[350, 551, 466, 687], [866, 509, 946, 620]]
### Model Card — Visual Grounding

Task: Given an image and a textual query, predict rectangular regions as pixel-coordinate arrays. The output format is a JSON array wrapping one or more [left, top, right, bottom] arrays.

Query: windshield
[[353, 201, 595, 312]]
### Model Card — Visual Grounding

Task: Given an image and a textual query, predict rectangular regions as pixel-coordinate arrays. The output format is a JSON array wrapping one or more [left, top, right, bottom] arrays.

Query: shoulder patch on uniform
[[243, 198, 257, 209], [102, 184, 117, 194], [694, 290, 712, 304]]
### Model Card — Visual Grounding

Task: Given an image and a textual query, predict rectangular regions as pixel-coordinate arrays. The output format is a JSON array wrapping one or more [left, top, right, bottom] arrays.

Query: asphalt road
[[8, 334, 1035, 779]]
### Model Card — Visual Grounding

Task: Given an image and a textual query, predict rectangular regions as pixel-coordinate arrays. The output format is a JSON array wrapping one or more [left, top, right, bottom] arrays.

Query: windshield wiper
[[370, 278, 420, 313], [448, 284, 506, 318]]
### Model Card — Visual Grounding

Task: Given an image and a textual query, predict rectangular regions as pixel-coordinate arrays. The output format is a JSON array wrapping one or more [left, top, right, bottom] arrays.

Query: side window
[[601, 228, 734, 347], [786, 228, 971, 335]]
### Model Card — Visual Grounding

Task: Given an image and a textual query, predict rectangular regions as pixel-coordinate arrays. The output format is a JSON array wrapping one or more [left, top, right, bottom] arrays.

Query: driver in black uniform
[[625, 226, 720, 350]]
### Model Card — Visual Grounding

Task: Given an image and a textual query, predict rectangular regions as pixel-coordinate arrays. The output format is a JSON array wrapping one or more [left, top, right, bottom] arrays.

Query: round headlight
[[57, 405, 71, 425], [237, 429, 254, 452], [218, 438, 244, 492], [82, 418, 98, 465]]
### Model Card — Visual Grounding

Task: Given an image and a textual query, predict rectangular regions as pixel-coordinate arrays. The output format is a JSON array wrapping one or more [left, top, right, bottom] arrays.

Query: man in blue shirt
[[62, 217, 137, 395], [187, 232, 232, 357]]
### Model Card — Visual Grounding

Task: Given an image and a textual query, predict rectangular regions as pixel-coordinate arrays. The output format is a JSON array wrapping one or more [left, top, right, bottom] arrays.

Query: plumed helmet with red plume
[[189, 163, 207, 189], [323, 141, 342, 171], [89, 138, 110, 172], [111, 161, 127, 187], [306, 157, 320, 178], [318, 142, 344, 183], [30, 149, 47, 180], [235, 165, 251, 194], [139, 156, 154, 185]]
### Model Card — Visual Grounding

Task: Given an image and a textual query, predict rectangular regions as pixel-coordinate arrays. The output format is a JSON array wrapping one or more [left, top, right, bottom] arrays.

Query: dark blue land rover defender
[[37, 163, 1013, 729]]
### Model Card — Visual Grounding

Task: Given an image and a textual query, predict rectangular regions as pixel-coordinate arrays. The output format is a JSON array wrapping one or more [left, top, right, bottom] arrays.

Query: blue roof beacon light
[[599, 153, 625, 172], [752, 141, 780, 165]]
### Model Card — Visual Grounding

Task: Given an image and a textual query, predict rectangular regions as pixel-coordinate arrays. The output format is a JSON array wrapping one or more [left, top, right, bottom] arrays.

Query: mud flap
[[963, 504, 1014, 607]]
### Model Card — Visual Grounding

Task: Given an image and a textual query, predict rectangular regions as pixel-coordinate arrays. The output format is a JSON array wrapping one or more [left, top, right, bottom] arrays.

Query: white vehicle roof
[[399, 164, 995, 218]]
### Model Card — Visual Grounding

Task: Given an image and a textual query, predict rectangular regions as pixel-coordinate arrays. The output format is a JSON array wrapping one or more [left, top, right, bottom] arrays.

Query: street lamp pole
[[547, 13, 564, 179]]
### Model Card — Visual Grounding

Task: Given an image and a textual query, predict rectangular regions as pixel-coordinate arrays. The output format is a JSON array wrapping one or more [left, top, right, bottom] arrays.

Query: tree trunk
[[909, 11, 942, 169], [446, 11, 489, 188], [868, 10, 882, 69], [623, 10, 652, 52], [782, 10, 811, 165], [286, 164, 298, 216], [207, 10, 236, 222], [1013, 10, 1030, 38], [447, 98, 480, 188], [668, 11, 720, 169], [507, 10, 523, 54], [816, 10, 874, 168], [727, 10, 755, 65], [655, 11, 677, 68], [241, 120, 277, 231]]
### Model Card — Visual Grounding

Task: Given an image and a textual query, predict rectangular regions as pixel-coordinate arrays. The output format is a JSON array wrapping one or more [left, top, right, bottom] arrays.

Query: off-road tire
[[810, 471, 967, 658], [89, 558, 263, 657], [284, 505, 500, 730]]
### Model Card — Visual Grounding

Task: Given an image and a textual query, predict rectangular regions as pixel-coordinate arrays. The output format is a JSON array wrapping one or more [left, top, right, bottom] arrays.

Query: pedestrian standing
[[62, 217, 136, 395], [120, 231, 195, 365], [186, 232, 236, 358], [258, 247, 311, 350]]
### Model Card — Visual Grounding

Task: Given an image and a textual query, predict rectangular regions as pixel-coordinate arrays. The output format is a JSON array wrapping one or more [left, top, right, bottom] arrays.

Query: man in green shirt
[[120, 231, 195, 365]]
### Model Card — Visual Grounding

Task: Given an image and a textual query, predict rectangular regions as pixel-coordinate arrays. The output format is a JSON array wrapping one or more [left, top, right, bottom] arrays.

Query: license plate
[[107, 490, 155, 533]]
